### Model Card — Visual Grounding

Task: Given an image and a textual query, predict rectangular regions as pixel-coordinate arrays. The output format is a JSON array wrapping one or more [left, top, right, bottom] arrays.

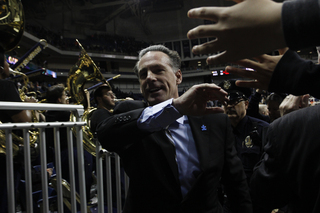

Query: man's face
[[98, 88, 115, 109], [223, 98, 248, 124], [137, 51, 182, 106], [59, 91, 69, 104]]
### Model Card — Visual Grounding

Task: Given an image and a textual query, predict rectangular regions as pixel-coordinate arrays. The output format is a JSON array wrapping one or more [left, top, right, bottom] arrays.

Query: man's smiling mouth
[[149, 88, 161, 93]]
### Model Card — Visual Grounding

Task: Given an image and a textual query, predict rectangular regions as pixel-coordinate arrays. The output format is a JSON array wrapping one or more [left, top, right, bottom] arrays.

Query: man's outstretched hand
[[173, 83, 228, 116]]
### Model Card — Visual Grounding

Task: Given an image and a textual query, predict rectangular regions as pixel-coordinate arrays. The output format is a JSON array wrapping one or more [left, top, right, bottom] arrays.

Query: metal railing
[[0, 101, 127, 213]]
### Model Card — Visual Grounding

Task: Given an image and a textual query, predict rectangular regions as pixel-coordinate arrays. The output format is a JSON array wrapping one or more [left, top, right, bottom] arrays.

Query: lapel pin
[[201, 125, 207, 131]]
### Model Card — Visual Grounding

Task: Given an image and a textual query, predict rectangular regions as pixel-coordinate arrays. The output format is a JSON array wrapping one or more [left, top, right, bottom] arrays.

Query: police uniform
[[219, 80, 269, 184], [232, 115, 269, 183]]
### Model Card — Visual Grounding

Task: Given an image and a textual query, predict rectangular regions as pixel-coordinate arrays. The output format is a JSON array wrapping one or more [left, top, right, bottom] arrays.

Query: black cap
[[218, 80, 251, 101], [93, 84, 111, 103]]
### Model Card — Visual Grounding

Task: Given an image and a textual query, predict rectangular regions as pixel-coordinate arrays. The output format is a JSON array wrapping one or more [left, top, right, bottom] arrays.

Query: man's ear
[[175, 70, 182, 85], [244, 100, 249, 109], [57, 97, 62, 104]]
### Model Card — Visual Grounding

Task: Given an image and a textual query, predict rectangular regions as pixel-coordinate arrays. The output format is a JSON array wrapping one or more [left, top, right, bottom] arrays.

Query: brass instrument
[[0, 121, 38, 156], [114, 98, 127, 102], [0, 122, 23, 156], [0, 0, 41, 157], [0, 0, 24, 52], [9, 68, 41, 126], [49, 178, 92, 213], [0, 69, 40, 158], [10, 68, 32, 101], [67, 39, 110, 157]]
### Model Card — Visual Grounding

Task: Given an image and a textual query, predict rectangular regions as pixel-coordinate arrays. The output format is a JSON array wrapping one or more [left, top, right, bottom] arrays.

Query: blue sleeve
[[137, 98, 182, 132]]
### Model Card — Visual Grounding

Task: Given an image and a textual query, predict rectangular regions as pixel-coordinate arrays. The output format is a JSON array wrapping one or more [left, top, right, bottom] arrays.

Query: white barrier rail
[[0, 101, 127, 213]]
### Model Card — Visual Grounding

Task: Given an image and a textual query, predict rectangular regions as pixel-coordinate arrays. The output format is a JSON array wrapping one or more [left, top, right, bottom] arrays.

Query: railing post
[[5, 129, 15, 213], [54, 127, 64, 213], [23, 129, 33, 213], [96, 139, 105, 213], [40, 128, 49, 212]]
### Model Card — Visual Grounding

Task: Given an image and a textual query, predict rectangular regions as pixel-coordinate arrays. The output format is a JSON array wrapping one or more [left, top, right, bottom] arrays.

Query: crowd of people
[[2, 0, 320, 212], [25, 24, 152, 56]]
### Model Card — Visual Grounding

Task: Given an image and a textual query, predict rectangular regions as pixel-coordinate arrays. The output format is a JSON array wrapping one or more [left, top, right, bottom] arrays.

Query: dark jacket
[[97, 100, 252, 213], [251, 105, 320, 213]]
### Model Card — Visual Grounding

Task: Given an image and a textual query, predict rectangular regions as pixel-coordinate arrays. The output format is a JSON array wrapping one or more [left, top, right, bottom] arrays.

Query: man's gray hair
[[133, 45, 181, 76]]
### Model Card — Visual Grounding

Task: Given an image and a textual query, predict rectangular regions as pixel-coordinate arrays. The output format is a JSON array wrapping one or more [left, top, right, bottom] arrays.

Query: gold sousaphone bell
[[0, 0, 40, 157], [0, 0, 25, 52], [67, 39, 110, 157]]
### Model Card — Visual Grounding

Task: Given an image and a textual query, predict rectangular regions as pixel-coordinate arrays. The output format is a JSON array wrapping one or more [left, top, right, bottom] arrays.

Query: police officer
[[219, 80, 269, 184]]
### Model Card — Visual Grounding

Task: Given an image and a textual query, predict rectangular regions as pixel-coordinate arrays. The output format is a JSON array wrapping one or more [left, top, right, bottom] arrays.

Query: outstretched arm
[[187, 0, 285, 65], [187, 0, 320, 65]]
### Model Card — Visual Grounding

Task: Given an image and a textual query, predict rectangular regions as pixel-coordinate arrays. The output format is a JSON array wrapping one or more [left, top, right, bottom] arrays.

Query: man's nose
[[146, 71, 156, 81]]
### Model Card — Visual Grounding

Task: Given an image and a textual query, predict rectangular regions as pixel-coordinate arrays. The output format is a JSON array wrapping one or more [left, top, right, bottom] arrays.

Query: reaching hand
[[224, 54, 283, 91], [172, 83, 228, 116], [187, 0, 285, 65], [279, 94, 310, 116]]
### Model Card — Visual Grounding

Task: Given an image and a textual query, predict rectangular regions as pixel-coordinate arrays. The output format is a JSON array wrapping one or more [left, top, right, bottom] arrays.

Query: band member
[[90, 84, 115, 133]]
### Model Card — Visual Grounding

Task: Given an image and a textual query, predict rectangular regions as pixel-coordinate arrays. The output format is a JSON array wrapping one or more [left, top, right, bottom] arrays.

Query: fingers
[[234, 80, 266, 90], [204, 107, 225, 114], [187, 7, 220, 22], [188, 26, 218, 40], [191, 39, 220, 55], [253, 54, 270, 63], [206, 51, 252, 66], [206, 51, 229, 65], [233, 58, 262, 70], [225, 66, 259, 80], [196, 84, 229, 104], [201, 83, 228, 97]]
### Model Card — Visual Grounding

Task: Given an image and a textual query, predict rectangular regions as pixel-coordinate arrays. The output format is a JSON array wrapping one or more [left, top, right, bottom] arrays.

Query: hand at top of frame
[[172, 83, 228, 116], [187, 0, 286, 65]]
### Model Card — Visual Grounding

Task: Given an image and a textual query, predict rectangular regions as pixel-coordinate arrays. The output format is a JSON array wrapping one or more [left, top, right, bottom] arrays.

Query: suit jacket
[[250, 104, 320, 213], [269, 50, 320, 98], [97, 100, 252, 213]]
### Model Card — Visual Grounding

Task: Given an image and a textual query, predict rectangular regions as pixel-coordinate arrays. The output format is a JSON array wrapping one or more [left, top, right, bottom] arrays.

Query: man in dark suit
[[250, 104, 320, 213], [97, 45, 252, 213]]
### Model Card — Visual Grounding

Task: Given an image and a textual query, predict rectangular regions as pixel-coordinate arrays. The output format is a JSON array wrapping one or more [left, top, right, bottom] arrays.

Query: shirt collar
[[176, 115, 188, 125]]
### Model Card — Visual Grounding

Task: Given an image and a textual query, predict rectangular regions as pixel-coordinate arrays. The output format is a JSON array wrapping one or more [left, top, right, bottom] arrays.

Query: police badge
[[223, 80, 231, 90], [244, 135, 254, 148]]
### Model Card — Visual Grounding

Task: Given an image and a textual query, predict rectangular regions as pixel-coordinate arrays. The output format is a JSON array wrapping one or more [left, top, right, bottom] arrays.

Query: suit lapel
[[152, 117, 213, 187], [153, 130, 180, 184], [188, 116, 211, 171]]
